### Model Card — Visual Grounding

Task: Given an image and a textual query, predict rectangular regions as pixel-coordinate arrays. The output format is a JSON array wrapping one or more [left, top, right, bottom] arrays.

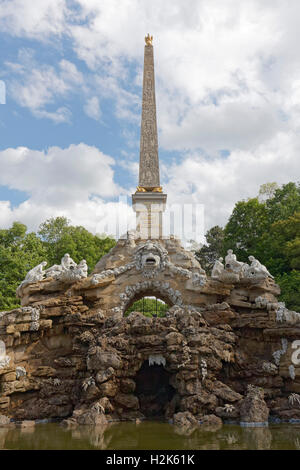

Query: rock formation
[[0, 240, 299, 427]]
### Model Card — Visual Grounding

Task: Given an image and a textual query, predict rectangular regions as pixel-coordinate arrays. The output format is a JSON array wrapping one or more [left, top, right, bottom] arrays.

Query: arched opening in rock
[[134, 360, 176, 418], [124, 296, 169, 318]]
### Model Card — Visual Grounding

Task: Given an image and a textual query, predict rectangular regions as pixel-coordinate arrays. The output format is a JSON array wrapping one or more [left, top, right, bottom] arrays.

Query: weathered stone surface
[[96, 367, 115, 385], [87, 349, 122, 371], [206, 380, 243, 402], [77, 410, 107, 426], [200, 414, 223, 429], [0, 237, 299, 426], [173, 411, 198, 430], [240, 385, 270, 423], [98, 380, 118, 398], [120, 378, 136, 393], [114, 393, 139, 410], [0, 415, 10, 427]]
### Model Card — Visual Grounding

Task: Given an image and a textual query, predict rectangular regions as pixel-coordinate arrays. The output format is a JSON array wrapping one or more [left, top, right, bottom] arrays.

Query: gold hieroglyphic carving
[[139, 37, 160, 188]]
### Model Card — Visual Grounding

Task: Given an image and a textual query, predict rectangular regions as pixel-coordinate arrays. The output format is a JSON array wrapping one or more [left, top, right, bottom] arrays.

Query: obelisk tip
[[145, 34, 153, 46]]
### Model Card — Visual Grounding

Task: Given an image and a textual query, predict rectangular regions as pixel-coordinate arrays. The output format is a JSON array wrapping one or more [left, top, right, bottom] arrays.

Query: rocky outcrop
[[0, 240, 299, 425], [240, 385, 269, 424], [0, 415, 10, 427]]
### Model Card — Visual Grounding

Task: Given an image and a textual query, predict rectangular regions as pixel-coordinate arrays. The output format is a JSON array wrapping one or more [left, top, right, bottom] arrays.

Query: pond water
[[0, 421, 300, 450]]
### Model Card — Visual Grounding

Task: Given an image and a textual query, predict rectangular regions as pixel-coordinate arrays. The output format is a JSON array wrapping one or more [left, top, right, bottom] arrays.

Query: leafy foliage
[[276, 271, 300, 312], [124, 297, 169, 318], [196, 226, 224, 271], [196, 182, 300, 310], [0, 218, 115, 310], [223, 182, 300, 308], [0, 223, 47, 310], [38, 217, 116, 270]]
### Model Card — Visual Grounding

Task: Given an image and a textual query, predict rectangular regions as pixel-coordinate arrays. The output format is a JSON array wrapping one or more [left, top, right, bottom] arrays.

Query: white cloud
[[0, 0, 69, 39], [5, 51, 84, 121], [0, 143, 120, 199], [164, 130, 300, 234], [0, 144, 135, 233], [1, 0, 300, 237], [3, 0, 298, 152], [84, 96, 101, 120]]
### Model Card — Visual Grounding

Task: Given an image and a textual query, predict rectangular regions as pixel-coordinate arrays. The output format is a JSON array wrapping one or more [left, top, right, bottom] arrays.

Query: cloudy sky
[[0, 0, 299, 241]]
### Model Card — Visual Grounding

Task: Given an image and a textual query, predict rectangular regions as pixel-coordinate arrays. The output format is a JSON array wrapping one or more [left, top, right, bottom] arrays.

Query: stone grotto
[[0, 35, 299, 430]]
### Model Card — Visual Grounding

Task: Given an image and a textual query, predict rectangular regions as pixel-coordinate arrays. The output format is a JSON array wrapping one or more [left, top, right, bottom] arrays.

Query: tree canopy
[[197, 182, 300, 311], [0, 218, 115, 310]]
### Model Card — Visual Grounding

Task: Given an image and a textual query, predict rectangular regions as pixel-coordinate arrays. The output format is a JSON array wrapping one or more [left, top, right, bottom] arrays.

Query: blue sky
[[0, 0, 299, 240]]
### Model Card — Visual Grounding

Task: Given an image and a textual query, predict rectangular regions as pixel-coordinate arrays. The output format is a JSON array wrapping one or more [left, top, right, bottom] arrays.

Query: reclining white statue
[[212, 250, 274, 282], [18, 254, 88, 293]]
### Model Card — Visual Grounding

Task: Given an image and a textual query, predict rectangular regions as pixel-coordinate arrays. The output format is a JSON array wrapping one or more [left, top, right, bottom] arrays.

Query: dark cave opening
[[135, 361, 176, 418]]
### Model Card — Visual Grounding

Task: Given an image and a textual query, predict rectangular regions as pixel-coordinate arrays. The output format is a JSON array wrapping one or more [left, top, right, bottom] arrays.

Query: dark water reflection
[[0, 422, 300, 450]]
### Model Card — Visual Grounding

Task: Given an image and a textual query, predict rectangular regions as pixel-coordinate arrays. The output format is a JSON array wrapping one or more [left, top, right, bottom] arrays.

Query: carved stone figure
[[77, 259, 88, 278], [61, 253, 77, 271], [212, 257, 225, 279], [0, 340, 10, 369], [126, 230, 139, 247], [24, 261, 47, 283], [245, 256, 274, 280], [46, 254, 87, 283], [45, 264, 63, 279], [134, 240, 168, 278], [225, 249, 246, 273], [17, 261, 48, 294]]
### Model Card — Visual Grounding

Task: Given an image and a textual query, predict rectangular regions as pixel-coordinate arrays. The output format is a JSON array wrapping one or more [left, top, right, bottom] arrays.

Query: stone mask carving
[[134, 241, 168, 278]]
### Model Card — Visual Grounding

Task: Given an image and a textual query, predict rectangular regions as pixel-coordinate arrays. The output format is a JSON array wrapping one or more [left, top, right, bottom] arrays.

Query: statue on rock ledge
[[17, 254, 88, 295], [212, 249, 274, 283], [246, 255, 274, 280]]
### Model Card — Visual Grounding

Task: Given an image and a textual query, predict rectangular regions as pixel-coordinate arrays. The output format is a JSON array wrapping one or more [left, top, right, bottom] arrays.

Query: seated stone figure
[[45, 263, 64, 279], [17, 261, 47, 295], [225, 249, 246, 273], [77, 259, 88, 278], [61, 253, 77, 270], [245, 255, 274, 280], [212, 257, 225, 279], [23, 261, 48, 283], [45, 254, 88, 283]]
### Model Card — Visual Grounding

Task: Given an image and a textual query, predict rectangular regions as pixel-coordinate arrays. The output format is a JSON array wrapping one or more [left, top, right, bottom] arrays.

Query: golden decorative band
[[136, 186, 163, 193]]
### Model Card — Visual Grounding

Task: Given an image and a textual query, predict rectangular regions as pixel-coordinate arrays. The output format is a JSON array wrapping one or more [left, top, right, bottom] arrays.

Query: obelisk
[[132, 34, 167, 239]]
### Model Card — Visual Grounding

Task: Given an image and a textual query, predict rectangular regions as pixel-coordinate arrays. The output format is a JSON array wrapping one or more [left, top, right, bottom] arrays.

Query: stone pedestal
[[132, 192, 167, 239]]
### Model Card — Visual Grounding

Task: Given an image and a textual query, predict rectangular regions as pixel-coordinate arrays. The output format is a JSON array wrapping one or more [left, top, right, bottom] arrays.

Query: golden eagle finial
[[145, 34, 153, 46]]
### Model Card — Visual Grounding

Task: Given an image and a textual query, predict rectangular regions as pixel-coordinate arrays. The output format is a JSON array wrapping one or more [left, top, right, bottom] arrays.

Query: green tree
[[38, 217, 116, 272], [0, 223, 47, 310], [0, 218, 116, 310], [276, 271, 300, 312], [196, 226, 225, 272], [265, 182, 300, 224], [223, 198, 268, 262], [223, 182, 300, 309], [256, 211, 300, 276], [124, 297, 169, 318], [258, 182, 279, 202]]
